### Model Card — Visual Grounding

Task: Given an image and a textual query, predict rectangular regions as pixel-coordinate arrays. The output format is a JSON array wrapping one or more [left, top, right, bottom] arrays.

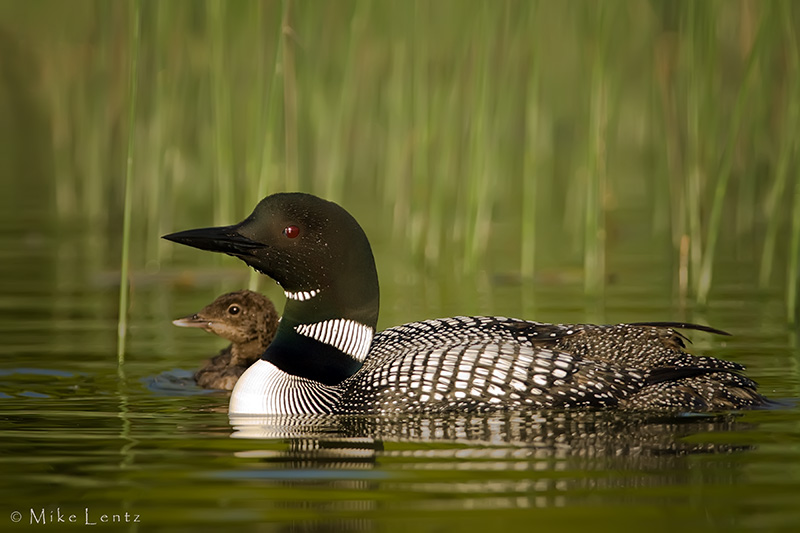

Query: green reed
[[790, 169, 800, 323], [520, 76, 538, 279], [4, 1, 795, 320], [696, 5, 765, 305], [209, 0, 234, 227], [280, 0, 299, 192], [681, 1, 706, 303], [519, 1, 541, 280], [117, 0, 141, 361], [248, 0, 287, 291], [761, 1, 800, 305], [462, 2, 491, 271], [582, 2, 613, 297], [759, 67, 798, 291], [782, 0, 800, 322]]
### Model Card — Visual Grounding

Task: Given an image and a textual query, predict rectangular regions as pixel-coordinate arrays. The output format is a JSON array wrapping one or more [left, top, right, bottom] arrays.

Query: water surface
[[1, 213, 799, 533]]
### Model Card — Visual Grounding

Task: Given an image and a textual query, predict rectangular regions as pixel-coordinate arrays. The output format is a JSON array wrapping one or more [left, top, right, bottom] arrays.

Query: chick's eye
[[283, 225, 300, 239], [227, 305, 240, 315]]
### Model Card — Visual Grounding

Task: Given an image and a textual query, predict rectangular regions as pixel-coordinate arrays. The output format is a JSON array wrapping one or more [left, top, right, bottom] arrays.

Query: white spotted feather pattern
[[337, 316, 632, 414], [232, 316, 764, 416], [335, 316, 763, 414]]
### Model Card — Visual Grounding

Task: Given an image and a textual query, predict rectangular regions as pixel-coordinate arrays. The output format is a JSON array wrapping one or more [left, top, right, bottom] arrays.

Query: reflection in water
[[230, 410, 751, 454], [226, 410, 754, 529]]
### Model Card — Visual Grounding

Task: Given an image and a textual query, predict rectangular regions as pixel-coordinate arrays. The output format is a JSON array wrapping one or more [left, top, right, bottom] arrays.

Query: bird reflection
[[229, 409, 750, 456], [222, 410, 755, 532]]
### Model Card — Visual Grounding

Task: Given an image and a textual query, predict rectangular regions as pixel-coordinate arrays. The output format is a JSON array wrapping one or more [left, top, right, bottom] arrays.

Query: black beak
[[162, 225, 264, 257]]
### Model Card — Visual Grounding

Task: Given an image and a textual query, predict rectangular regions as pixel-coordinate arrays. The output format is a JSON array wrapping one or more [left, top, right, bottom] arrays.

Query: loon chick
[[173, 290, 279, 390], [163, 192, 766, 415]]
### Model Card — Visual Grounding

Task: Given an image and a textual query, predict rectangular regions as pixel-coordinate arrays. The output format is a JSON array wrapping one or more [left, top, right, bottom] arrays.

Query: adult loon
[[164, 192, 766, 415], [173, 290, 279, 390]]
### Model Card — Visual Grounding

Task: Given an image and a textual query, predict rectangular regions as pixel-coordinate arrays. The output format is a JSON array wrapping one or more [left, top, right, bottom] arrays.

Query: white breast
[[229, 359, 342, 415]]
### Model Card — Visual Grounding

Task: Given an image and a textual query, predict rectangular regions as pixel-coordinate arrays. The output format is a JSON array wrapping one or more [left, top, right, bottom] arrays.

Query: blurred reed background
[[1, 0, 799, 331]]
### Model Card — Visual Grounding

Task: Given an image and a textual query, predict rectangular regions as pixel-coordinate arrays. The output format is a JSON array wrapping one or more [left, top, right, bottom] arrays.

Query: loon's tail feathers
[[624, 367, 766, 411], [626, 322, 731, 337]]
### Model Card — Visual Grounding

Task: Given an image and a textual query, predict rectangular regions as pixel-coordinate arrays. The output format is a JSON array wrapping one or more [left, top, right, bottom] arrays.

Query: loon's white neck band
[[294, 319, 374, 362]]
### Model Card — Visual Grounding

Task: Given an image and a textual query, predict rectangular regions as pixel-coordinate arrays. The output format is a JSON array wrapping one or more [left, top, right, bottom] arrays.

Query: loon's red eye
[[283, 225, 300, 239]]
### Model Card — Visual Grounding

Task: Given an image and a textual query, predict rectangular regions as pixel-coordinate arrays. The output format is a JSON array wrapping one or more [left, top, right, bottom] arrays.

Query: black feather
[[626, 322, 731, 336]]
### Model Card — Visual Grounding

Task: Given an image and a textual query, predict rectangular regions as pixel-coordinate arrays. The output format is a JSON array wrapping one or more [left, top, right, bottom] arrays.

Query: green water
[[2, 1, 800, 531], [2, 206, 800, 532]]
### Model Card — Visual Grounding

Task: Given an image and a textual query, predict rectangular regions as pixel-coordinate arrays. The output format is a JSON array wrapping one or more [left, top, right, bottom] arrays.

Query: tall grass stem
[[696, 15, 764, 304], [282, 0, 299, 191], [116, 0, 141, 364]]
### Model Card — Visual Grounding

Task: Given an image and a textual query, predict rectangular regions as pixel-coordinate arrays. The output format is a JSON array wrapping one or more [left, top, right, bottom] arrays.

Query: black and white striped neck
[[263, 318, 373, 386], [264, 284, 377, 386], [229, 302, 376, 415]]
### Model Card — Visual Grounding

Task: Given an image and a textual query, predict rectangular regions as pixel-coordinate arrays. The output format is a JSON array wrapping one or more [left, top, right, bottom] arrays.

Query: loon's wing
[[341, 317, 642, 414], [532, 322, 744, 371], [338, 316, 764, 414], [492, 318, 764, 411]]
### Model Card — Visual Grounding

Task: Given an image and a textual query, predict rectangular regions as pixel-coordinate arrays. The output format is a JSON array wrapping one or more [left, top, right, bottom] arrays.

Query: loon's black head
[[164, 193, 380, 329], [164, 193, 379, 385]]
